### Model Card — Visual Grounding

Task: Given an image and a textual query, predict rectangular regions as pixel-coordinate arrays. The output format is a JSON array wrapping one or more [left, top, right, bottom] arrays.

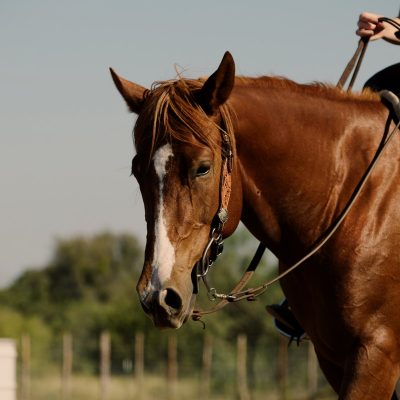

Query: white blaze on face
[[151, 143, 175, 288]]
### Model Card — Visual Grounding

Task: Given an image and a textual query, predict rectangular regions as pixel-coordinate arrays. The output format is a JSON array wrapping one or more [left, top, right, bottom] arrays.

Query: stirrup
[[266, 299, 308, 344]]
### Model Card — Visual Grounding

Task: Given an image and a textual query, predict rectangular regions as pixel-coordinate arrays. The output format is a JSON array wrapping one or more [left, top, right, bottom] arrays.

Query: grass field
[[27, 373, 336, 400]]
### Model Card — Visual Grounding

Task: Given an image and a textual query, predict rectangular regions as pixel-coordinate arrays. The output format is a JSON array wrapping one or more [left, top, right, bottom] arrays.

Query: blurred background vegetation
[[0, 228, 335, 399]]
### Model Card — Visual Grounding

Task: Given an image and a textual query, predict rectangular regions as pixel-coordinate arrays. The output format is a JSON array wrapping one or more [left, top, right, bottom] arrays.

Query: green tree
[[0, 228, 287, 377], [0, 306, 52, 373]]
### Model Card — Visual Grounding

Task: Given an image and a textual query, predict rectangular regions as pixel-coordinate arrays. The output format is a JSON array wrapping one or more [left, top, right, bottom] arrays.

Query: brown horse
[[110, 52, 400, 399]]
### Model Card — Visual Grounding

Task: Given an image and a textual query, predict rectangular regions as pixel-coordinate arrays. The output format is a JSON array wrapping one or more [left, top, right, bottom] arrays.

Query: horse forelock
[[133, 77, 235, 160]]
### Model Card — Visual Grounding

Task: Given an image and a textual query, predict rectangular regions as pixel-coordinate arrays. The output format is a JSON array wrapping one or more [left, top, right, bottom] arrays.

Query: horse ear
[[109, 68, 146, 114], [197, 51, 235, 115]]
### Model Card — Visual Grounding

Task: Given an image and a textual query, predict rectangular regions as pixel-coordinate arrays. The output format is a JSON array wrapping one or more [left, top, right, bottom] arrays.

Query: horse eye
[[195, 164, 210, 177]]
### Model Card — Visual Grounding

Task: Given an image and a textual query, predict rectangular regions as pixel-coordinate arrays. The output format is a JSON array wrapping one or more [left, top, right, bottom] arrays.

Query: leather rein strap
[[337, 37, 369, 91], [378, 17, 400, 39], [338, 17, 400, 91], [192, 34, 400, 322]]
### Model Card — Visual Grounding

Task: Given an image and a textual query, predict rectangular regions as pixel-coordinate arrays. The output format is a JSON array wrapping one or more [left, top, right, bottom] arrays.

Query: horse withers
[[111, 52, 400, 399]]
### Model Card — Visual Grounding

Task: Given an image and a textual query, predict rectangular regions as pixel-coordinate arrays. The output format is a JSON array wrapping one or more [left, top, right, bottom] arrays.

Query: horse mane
[[134, 74, 380, 157], [134, 77, 234, 158], [235, 76, 380, 102]]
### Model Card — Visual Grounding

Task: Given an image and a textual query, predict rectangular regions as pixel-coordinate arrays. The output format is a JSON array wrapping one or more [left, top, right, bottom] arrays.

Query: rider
[[267, 11, 400, 342], [357, 12, 400, 44], [357, 12, 400, 95]]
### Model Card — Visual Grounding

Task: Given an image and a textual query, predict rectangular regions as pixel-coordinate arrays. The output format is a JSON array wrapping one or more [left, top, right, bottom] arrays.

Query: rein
[[337, 17, 400, 90], [192, 34, 400, 322], [378, 17, 400, 39], [337, 37, 369, 91]]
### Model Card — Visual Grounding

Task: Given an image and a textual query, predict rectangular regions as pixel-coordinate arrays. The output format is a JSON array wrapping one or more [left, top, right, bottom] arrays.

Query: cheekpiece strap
[[216, 131, 233, 230]]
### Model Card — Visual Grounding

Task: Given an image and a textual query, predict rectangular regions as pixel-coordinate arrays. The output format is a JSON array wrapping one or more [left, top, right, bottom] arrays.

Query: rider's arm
[[357, 12, 400, 45]]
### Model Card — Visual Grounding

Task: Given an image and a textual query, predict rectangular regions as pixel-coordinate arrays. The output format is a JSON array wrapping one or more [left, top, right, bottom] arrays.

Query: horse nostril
[[164, 288, 182, 312]]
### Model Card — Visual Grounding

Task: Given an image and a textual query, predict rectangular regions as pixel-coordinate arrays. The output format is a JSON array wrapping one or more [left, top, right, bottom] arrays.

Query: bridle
[[194, 129, 233, 295], [192, 32, 400, 321]]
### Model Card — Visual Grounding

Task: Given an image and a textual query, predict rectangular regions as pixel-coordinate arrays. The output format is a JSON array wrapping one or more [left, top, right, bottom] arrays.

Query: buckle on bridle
[[217, 207, 229, 226]]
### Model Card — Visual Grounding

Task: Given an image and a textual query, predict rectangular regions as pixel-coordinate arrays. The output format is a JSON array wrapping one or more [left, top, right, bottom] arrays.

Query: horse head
[[111, 52, 242, 328]]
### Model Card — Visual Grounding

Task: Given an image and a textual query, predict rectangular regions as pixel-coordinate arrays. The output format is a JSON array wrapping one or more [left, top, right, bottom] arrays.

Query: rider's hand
[[357, 12, 400, 44]]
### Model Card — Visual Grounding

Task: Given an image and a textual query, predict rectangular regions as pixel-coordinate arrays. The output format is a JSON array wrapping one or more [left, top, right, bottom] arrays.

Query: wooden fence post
[[236, 334, 250, 400], [20, 334, 30, 400], [100, 331, 111, 400], [134, 332, 144, 399], [61, 332, 73, 400], [167, 334, 178, 400], [277, 336, 288, 400], [307, 341, 318, 400], [201, 334, 213, 399], [0, 339, 17, 400]]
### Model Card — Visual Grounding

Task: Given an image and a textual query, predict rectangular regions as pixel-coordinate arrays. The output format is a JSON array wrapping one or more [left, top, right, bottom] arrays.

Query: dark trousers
[[364, 63, 400, 95]]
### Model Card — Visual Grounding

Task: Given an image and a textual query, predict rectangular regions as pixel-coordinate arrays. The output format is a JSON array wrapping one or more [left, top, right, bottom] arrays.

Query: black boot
[[266, 299, 307, 344]]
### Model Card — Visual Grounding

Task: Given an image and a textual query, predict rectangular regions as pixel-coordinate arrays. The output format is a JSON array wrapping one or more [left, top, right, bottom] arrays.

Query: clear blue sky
[[1, 0, 399, 287]]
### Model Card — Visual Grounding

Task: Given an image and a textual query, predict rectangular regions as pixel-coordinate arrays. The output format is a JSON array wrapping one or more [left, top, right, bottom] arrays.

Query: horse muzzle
[[138, 286, 194, 329]]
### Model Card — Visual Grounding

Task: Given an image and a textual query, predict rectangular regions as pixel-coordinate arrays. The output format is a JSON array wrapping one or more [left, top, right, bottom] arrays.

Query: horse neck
[[229, 82, 386, 261]]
